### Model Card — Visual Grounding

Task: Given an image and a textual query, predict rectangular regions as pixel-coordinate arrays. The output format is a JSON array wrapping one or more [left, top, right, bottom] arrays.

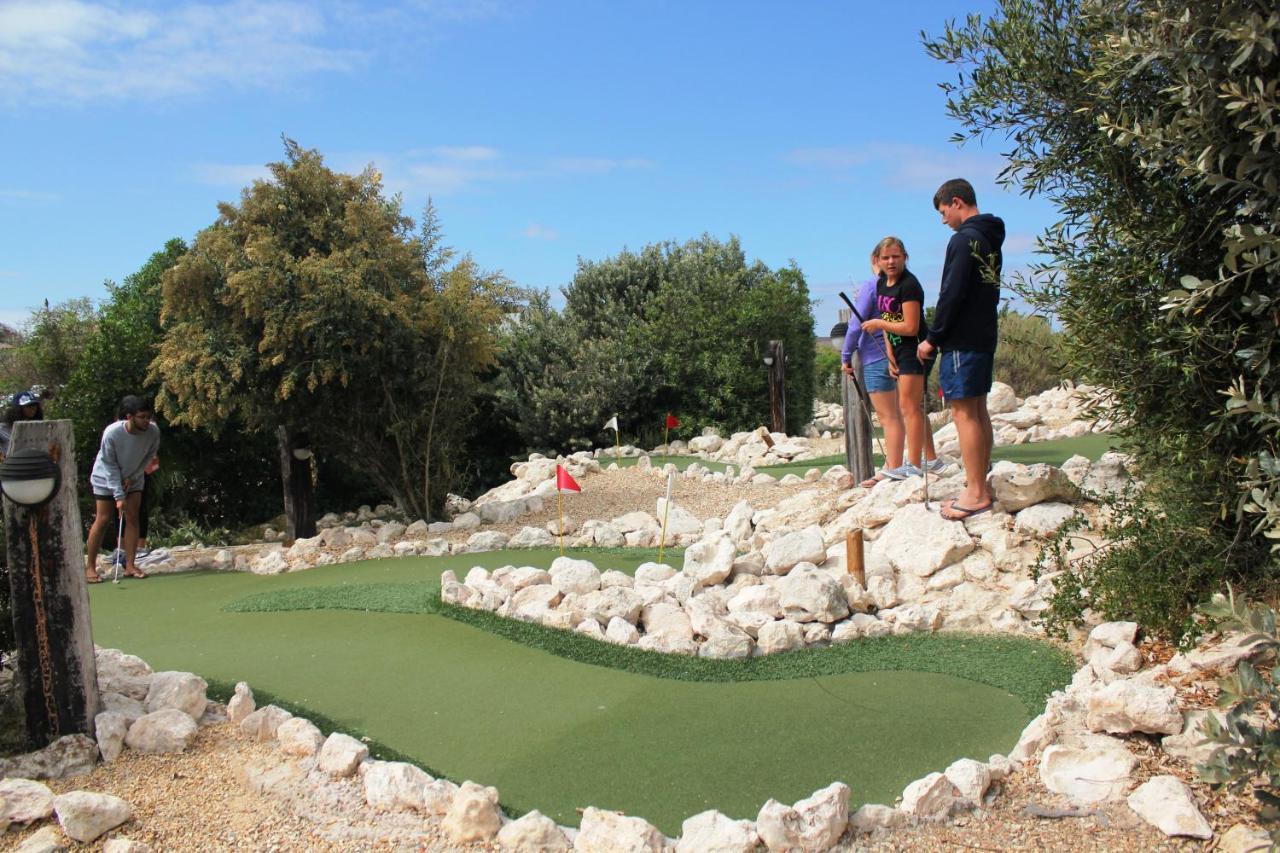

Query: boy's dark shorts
[[940, 350, 995, 401]]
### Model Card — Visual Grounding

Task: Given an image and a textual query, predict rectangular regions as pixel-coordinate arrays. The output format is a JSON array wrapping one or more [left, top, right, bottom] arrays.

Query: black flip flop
[[941, 502, 993, 521]]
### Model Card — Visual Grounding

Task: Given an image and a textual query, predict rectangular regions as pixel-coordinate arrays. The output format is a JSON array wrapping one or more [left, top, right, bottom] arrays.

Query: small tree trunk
[[277, 426, 315, 541], [4, 419, 100, 748]]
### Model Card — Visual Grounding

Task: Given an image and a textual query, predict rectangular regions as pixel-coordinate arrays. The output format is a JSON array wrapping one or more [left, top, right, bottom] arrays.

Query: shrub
[[993, 307, 1066, 396], [926, 0, 1279, 636], [1197, 590, 1280, 842], [813, 346, 843, 404], [494, 236, 815, 451]]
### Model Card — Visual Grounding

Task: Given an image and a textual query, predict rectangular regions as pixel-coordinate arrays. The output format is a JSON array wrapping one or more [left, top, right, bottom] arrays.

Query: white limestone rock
[[1009, 710, 1057, 762], [677, 809, 758, 853], [987, 381, 1018, 414], [228, 682, 257, 726], [143, 671, 208, 721], [508, 526, 556, 548], [422, 779, 460, 815], [16, 825, 64, 853], [848, 803, 907, 834], [575, 806, 667, 852], [1217, 824, 1271, 853], [94, 711, 129, 763], [1086, 681, 1182, 735], [549, 557, 602, 595], [600, 570, 635, 589], [124, 708, 198, 753], [1013, 502, 1079, 538], [276, 717, 324, 757], [699, 627, 754, 660], [239, 704, 294, 742], [873, 503, 975, 577], [1084, 621, 1139, 660], [606, 617, 641, 645], [683, 535, 737, 588], [944, 758, 991, 807], [641, 602, 695, 649], [577, 586, 645, 626], [900, 772, 960, 819], [498, 809, 571, 851], [317, 732, 369, 778], [363, 760, 433, 812], [0, 778, 54, 823], [636, 562, 677, 584], [776, 566, 850, 623], [655, 498, 703, 536], [1127, 775, 1213, 839], [764, 526, 827, 575], [1039, 738, 1136, 802], [756, 619, 806, 655], [102, 837, 152, 853], [52, 791, 132, 843], [989, 463, 1077, 512], [727, 585, 782, 619]]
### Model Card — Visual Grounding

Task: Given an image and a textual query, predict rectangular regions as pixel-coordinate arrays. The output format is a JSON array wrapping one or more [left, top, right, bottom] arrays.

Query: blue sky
[[0, 0, 1055, 335]]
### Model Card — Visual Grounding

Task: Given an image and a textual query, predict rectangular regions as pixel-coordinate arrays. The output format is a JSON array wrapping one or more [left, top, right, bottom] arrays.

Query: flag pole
[[557, 487, 564, 557], [614, 416, 621, 466], [657, 468, 674, 565]]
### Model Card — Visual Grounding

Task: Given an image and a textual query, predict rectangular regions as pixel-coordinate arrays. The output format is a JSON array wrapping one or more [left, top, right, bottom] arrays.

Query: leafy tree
[[152, 142, 507, 523], [494, 236, 815, 451], [993, 307, 1066, 396], [925, 0, 1279, 637], [0, 298, 97, 392], [55, 239, 281, 533]]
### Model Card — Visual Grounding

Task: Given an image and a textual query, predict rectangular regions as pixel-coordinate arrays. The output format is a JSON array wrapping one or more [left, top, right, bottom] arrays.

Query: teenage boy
[[917, 178, 1005, 520], [85, 395, 161, 582]]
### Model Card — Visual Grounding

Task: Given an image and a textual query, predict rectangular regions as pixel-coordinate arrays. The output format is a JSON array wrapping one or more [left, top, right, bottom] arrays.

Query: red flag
[[665, 412, 680, 429], [555, 464, 581, 493]]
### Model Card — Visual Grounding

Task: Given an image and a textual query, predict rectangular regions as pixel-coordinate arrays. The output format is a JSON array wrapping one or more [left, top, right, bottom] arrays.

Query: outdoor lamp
[[829, 321, 848, 351], [291, 448, 313, 461], [0, 447, 61, 507], [763, 355, 774, 366]]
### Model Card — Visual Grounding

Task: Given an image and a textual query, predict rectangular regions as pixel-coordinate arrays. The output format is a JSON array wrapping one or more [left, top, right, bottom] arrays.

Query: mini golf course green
[[89, 548, 1073, 834]]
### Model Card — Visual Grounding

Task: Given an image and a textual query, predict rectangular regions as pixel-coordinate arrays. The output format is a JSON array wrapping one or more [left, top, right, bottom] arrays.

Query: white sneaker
[[926, 458, 948, 473]]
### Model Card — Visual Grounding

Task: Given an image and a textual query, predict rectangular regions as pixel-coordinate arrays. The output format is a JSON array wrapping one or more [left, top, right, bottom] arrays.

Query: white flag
[[604, 415, 618, 432]]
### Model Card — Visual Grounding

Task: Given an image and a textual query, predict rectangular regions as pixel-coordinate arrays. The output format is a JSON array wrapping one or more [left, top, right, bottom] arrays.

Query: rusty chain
[[26, 513, 60, 736]]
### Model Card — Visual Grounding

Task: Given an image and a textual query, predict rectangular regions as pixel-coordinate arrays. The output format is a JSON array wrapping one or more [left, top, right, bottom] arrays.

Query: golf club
[[112, 511, 124, 584], [922, 372, 932, 512]]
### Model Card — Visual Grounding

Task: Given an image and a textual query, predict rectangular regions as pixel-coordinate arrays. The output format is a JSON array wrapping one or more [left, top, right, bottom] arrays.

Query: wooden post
[[845, 529, 865, 587], [277, 426, 316, 541], [3, 419, 100, 748], [844, 355, 875, 484], [766, 339, 786, 435]]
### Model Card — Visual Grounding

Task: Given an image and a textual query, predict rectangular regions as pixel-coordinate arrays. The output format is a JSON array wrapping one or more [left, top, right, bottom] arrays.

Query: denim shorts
[[861, 357, 896, 393], [939, 350, 995, 401]]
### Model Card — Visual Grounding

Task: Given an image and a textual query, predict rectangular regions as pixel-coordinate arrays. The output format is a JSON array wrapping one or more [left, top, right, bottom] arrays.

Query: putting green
[[89, 550, 1071, 833], [758, 433, 1117, 476]]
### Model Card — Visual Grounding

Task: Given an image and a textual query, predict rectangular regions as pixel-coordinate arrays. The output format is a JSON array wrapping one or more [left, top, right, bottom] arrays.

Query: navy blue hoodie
[[927, 213, 1005, 352]]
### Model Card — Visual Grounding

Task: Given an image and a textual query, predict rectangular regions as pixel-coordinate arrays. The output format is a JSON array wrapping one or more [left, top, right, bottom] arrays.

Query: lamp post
[[764, 340, 786, 435], [1, 419, 100, 747]]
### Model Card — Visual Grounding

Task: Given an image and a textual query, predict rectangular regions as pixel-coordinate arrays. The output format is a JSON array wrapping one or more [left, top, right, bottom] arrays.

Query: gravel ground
[[443, 463, 842, 544]]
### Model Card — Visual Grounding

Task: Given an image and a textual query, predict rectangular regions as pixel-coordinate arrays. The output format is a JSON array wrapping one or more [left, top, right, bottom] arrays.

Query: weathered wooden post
[[833, 313, 874, 484], [1, 419, 100, 747], [765, 340, 786, 435], [277, 426, 316, 541]]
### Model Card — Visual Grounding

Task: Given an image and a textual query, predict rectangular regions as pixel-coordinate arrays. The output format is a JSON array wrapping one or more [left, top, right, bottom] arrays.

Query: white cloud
[[521, 223, 557, 240], [426, 145, 501, 162], [0, 0, 364, 103], [548, 156, 653, 175], [0, 188, 60, 202], [191, 162, 273, 187], [785, 143, 1005, 190]]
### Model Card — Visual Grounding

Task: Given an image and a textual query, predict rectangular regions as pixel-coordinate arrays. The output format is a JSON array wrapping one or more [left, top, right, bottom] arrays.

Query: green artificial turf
[[609, 454, 729, 473], [758, 432, 1118, 476], [89, 549, 1072, 833]]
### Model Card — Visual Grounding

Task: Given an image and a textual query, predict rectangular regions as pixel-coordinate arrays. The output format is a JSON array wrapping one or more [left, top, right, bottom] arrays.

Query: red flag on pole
[[555, 464, 581, 493], [665, 413, 680, 429]]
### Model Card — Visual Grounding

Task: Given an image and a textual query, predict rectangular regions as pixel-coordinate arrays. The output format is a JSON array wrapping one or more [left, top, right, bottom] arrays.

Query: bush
[[813, 346, 843, 404], [994, 308, 1066, 396], [493, 236, 815, 451], [926, 0, 1279, 637], [1197, 590, 1280, 842]]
